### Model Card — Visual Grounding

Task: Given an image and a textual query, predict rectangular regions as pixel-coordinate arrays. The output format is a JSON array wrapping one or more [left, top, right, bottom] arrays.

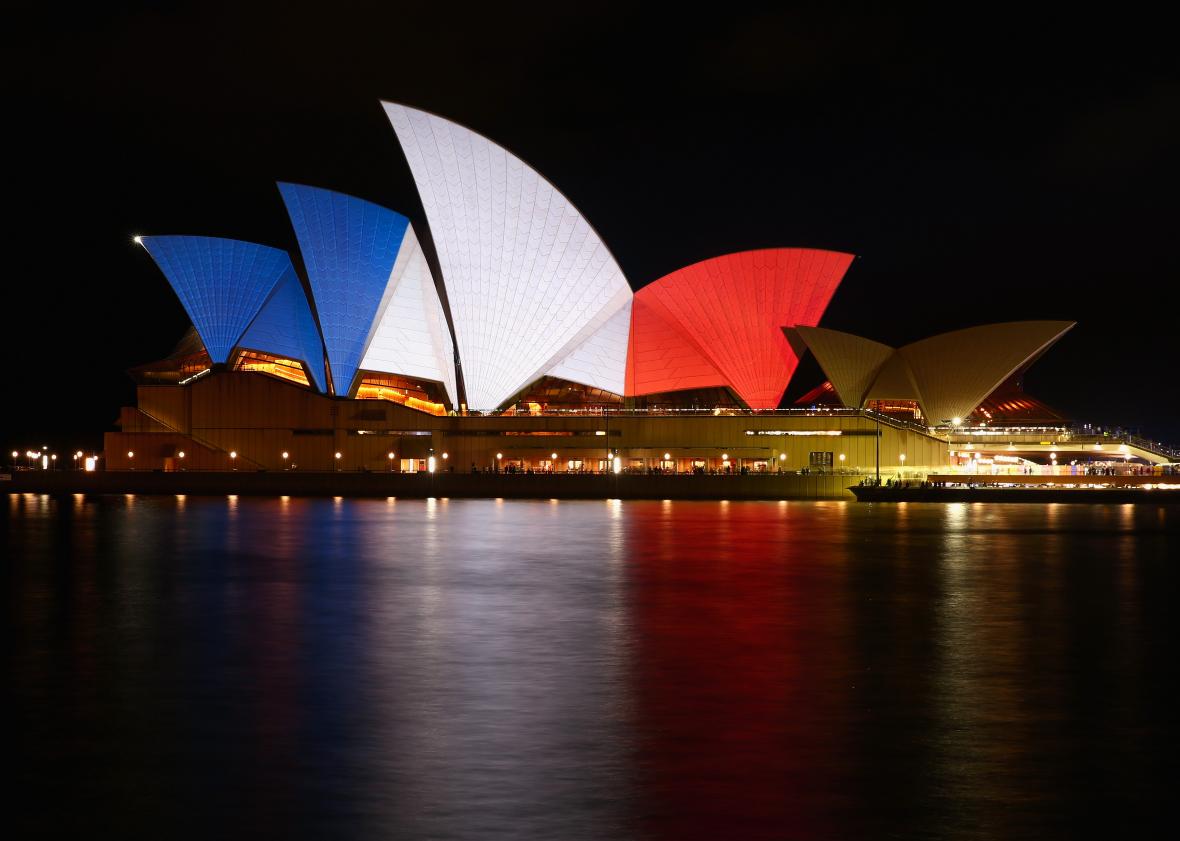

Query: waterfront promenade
[[2, 470, 856, 500]]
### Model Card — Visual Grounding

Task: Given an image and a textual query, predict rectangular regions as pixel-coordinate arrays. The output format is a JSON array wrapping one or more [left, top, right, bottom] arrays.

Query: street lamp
[[899, 453, 906, 478], [388, 452, 395, 472]]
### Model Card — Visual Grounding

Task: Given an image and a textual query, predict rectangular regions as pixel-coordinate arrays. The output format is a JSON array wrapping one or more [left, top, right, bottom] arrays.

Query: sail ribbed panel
[[625, 296, 726, 396], [358, 225, 458, 406], [790, 321, 1076, 423], [898, 321, 1075, 423], [140, 236, 292, 364], [788, 325, 894, 407], [237, 266, 327, 391], [278, 182, 410, 396], [632, 249, 852, 408], [545, 299, 632, 396], [384, 102, 633, 411]]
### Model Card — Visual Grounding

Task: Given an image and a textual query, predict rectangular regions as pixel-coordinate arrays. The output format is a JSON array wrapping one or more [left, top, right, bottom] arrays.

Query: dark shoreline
[[3, 470, 855, 500]]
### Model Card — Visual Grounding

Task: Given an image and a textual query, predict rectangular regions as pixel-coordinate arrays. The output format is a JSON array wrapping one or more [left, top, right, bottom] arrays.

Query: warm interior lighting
[[612, 456, 622, 474], [356, 377, 447, 416], [235, 350, 310, 387]]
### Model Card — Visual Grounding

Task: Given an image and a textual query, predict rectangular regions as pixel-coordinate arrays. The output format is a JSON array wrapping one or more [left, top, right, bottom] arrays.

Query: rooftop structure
[[785, 321, 1075, 424], [136, 103, 854, 415]]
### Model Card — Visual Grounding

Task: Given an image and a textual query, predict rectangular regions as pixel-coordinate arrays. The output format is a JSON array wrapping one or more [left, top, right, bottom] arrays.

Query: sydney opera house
[[106, 103, 1117, 476]]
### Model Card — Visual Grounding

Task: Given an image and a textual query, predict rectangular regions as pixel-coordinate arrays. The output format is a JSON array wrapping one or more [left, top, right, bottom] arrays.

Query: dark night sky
[[3, 3, 1178, 449]]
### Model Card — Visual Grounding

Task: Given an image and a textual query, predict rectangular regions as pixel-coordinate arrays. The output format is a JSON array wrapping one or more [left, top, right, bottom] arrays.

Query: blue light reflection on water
[[5, 495, 1177, 840]]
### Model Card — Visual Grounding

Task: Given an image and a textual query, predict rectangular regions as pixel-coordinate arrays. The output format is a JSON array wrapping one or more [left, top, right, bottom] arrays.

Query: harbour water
[[5, 494, 1176, 840]]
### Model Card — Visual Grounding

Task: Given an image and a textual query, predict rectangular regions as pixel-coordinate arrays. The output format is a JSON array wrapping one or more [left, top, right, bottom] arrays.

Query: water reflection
[[5, 497, 1177, 840]]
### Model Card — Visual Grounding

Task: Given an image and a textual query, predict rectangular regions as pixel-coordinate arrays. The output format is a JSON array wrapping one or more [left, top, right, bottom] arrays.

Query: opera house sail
[[383, 102, 633, 411]]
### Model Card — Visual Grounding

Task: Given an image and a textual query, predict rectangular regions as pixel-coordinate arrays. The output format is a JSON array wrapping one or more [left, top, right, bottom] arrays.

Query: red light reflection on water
[[626, 501, 853, 840]]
